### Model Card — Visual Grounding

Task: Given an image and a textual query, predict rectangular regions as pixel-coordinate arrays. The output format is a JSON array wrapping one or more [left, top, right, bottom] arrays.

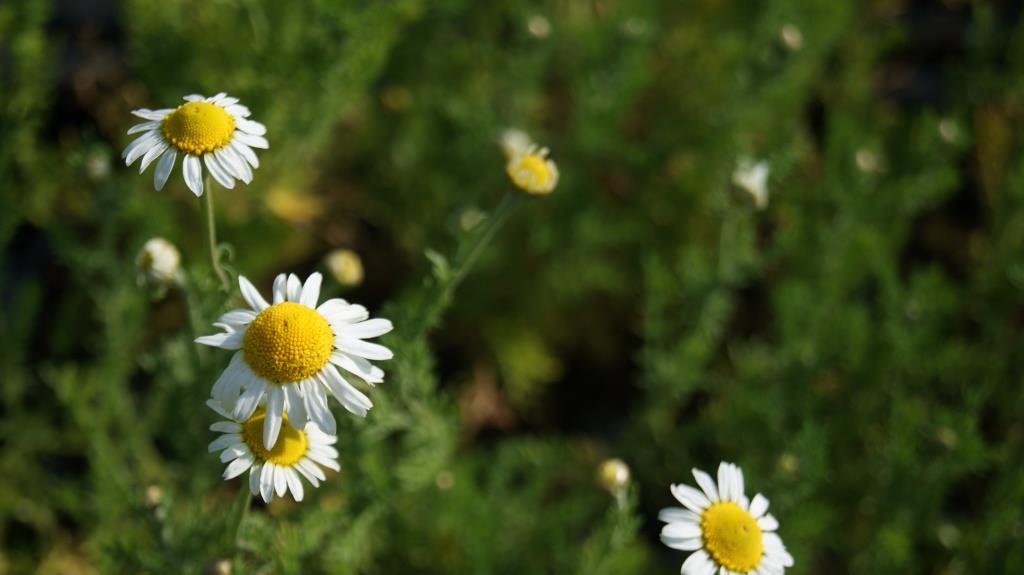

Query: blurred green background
[[2, 0, 1024, 573]]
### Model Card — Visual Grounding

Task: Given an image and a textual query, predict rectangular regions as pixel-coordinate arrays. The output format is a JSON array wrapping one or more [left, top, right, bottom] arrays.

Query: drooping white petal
[[182, 154, 204, 196], [139, 141, 168, 174], [233, 378, 266, 421], [249, 464, 262, 496], [223, 453, 254, 479], [304, 379, 336, 435], [211, 351, 247, 403], [284, 467, 304, 501], [259, 463, 274, 502], [230, 140, 259, 169], [127, 120, 160, 135], [123, 131, 160, 165], [273, 464, 287, 497], [318, 364, 372, 416], [215, 146, 250, 184], [283, 383, 308, 428], [263, 386, 285, 449], [204, 152, 235, 189], [329, 350, 385, 385], [153, 149, 176, 192]]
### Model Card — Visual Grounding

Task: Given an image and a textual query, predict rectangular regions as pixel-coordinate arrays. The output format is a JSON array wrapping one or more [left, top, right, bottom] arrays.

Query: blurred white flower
[[732, 158, 771, 209], [527, 14, 551, 38], [598, 458, 631, 492], [123, 93, 267, 196], [659, 462, 794, 575], [780, 24, 803, 51], [207, 400, 339, 503], [136, 237, 181, 286], [196, 272, 393, 449], [325, 249, 364, 288], [507, 143, 559, 195]]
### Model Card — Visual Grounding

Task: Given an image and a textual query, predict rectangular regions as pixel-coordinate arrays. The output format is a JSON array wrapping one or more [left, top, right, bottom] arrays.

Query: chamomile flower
[[207, 400, 339, 503], [733, 158, 771, 209], [123, 93, 267, 196], [506, 144, 559, 195], [659, 462, 794, 575], [196, 272, 393, 449]]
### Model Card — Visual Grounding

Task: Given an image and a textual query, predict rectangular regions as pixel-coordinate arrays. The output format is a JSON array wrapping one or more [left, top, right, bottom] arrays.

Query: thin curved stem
[[201, 175, 230, 291]]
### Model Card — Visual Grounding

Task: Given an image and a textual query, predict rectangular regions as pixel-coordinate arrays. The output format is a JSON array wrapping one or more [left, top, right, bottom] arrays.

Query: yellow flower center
[[161, 101, 236, 155], [241, 408, 308, 466], [243, 302, 334, 384], [507, 153, 557, 194], [700, 502, 764, 572]]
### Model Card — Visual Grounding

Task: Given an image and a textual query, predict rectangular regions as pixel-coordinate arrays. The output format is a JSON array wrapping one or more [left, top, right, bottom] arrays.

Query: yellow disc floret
[[161, 101, 236, 155], [243, 302, 334, 384], [242, 408, 308, 466], [700, 501, 764, 572], [507, 147, 559, 195]]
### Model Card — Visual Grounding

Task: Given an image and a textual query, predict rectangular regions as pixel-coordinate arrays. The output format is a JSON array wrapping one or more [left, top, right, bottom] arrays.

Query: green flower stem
[[201, 175, 230, 291], [224, 482, 252, 550]]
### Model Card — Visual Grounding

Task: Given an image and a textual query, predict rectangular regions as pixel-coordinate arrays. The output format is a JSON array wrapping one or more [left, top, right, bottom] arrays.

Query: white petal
[[210, 421, 241, 433], [300, 273, 322, 308], [732, 464, 745, 502], [286, 274, 302, 302], [749, 493, 769, 518], [263, 386, 285, 449], [206, 398, 232, 419], [718, 462, 733, 502], [138, 141, 169, 174], [662, 522, 702, 539], [249, 464, 262, 496], [211, 351, 247, 403], [330, 351, 385, 385], [284, 383, 308, 428], [273, 464, 287, 497], [215, 146, 250, 184], [304, 380, 336, 435], [204, 152, 235, 189], [337, 318, 393, 339], [758, 513, 779, 531], [272, 273, 287, 304], [217, 309, 257, 328], [284, 467, 303, 501], [127, 121, 159, 135], [680, 550, 713, 575], [661, 534, 702, 551], [670, 483, 710, 512], [236, 118, 266, 136], [259, 463, 274, 502], [123, 132, 159, 165], [658, 507, 701, 524], [335, 337, 393, 361], [318, 299, 368, 323], [153, 149, 176, 191], [184, 94, 205, 102], [131, 108, 172, 121], [297, 458, 326, 484], [238, 276, 269, 311], [233, 379, 266, 421], [692, 468, 719, 502], [182, 155, 204, 197], [235, 132, 268, 149], [195, 330, 244, 350], [230, 140, 259, 168], [208, 434, 241, 452], [223, 453, 254, 479], [319, 365, 372, 416], [227, 104, 251, 118]]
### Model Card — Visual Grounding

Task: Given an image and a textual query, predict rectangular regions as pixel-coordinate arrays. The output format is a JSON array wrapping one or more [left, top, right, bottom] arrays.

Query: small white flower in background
[[660, 462, 794, 575], [527, 14, 551, 38], [598, 458, 631, 493], [123, 93, 267, 196], [499, 129, 533, 160], [938, 118, 960, 144], [779, 24, 803, 51], [324, 249, 364, 288], [507, 142, 559, 195], [136, 238, 181, 286], [207, 400, 339, 503], [732, 158, 771, 209], [196, 272, 393, 450]]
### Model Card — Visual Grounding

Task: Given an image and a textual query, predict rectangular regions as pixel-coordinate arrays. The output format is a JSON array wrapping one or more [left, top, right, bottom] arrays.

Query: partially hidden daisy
[[659, 462, 794, 575], [207, 400, 339, 503], [123, 92, 268, 196], [505, 139, 559, 195], [196, 272, 393, 449]]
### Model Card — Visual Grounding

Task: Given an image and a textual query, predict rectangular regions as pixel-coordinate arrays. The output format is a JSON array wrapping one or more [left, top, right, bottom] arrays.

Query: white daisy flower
[[207, 400, 339, 503], [136, 237, 181, 286], [507, 143, 559, 195], [196, 272, 393, 450], [732, 157, 771, 209], [122, 92, 268, 196], [659, 462, 794, 575]]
